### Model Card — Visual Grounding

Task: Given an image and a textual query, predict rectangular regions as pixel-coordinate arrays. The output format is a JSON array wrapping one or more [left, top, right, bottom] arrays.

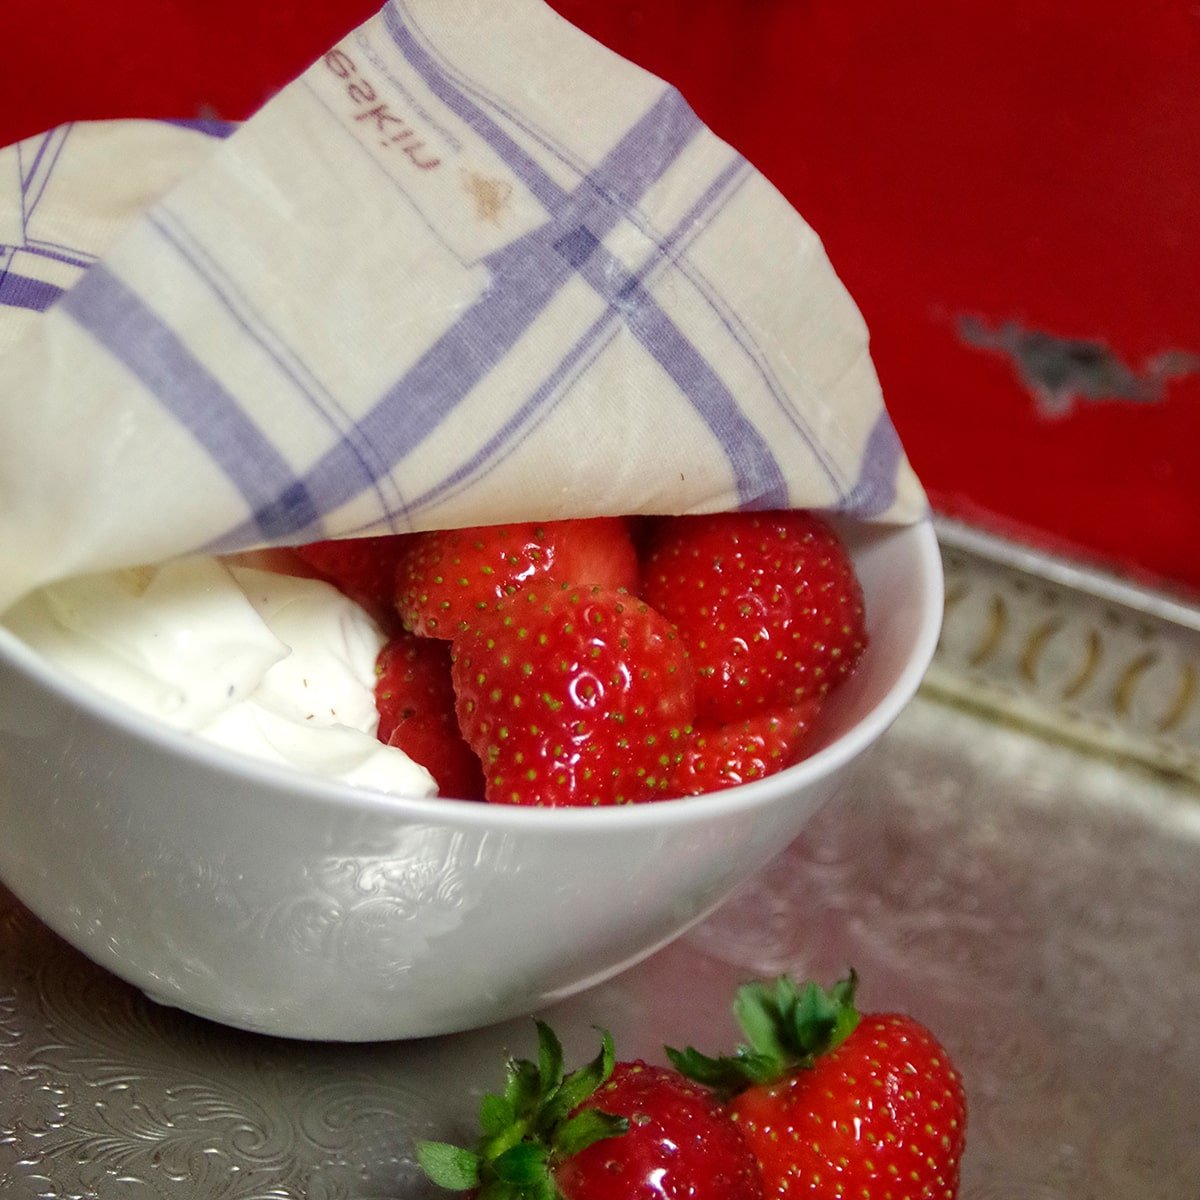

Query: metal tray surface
[[2, 531, 1199, 1198]]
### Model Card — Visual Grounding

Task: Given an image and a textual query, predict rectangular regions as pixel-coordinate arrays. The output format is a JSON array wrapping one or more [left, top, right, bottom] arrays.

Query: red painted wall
[[3, 1, 1197, 591]]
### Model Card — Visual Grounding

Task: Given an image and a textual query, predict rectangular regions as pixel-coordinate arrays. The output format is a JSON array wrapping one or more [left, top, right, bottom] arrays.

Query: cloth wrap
[[0, 0, 925, 613]]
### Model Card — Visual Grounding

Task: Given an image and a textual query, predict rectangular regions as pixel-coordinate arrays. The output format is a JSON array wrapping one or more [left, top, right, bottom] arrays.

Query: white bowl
[[0, 518, 941, 1041]]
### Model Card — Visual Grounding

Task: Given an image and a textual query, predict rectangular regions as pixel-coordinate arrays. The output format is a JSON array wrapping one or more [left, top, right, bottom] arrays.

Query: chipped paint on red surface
[[2, 0, 1198, 589]]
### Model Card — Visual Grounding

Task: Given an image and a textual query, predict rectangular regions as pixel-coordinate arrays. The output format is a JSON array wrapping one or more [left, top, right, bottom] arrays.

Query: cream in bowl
[[3, 556, 435, 798]]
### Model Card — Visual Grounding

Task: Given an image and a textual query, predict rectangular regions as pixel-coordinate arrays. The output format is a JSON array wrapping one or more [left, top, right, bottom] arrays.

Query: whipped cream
[[4, 557, 437, 798]]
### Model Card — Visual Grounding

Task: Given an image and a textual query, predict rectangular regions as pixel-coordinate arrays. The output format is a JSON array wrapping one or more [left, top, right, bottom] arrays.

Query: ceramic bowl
[[0, 518, 941, 1041]]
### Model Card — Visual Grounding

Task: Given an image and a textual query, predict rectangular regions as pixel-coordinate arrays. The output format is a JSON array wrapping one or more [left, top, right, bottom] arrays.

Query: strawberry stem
[[666, 970, 861, 1097], [418, 1022, 628, 1199]]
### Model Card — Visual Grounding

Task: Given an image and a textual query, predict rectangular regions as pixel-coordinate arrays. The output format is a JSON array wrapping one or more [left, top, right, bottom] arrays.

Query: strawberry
[[640, 512, 867, 724], [559, 1062, 766, 1200], [396, 518, 638, 639], [669, 974, 967, 1199], [295, 533, 416, 621], [374, 633, 485, 800], [418, 1021, 765, 1200], [451, 584, 695, 806], [672, 701, 821, 796]]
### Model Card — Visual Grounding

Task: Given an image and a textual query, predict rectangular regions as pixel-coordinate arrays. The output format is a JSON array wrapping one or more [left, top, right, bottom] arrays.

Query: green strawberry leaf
[[416, 1141, 481, 1191], [670, 971, 862, 1096], [790, 971, 860, 1058], [541, 1028, 616, 1129], [493, 1143, 549, 1186], [477, 1181, 554, 1200], [733, 979, 793, 1065], [535, 1020, 565, 1096], [667, 1042, 782, 1089], [791, 981, 839, 1058], [480, 1093, 515, 1137], [555, 1108, 629, 1159], [829, 969, 860, 1045], [419, 1021, 629, 1198], [505, 1055, 544, 1116]]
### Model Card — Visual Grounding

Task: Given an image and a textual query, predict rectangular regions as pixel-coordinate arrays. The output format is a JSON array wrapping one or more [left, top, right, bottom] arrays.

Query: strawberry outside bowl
[[0, 516, 941, 1041]]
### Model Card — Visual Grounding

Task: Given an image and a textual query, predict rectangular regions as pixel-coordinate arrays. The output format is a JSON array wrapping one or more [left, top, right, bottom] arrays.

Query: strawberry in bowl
[[303, 509, 877, 807]]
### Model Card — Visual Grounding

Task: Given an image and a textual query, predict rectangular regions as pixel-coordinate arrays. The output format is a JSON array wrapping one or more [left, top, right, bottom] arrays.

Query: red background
[[3, 1, 1198, 593]]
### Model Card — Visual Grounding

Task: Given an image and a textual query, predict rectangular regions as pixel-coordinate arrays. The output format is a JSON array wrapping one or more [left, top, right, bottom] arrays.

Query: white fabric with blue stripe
[[0, 0, 925, 611]]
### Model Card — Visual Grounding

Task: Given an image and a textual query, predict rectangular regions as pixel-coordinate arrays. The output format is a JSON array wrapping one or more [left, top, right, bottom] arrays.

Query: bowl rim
[[0, 518, 943, 831]]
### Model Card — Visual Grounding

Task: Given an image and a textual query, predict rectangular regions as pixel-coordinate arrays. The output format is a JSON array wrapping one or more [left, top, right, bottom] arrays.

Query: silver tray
[[2, 520, 1198, 1198]]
